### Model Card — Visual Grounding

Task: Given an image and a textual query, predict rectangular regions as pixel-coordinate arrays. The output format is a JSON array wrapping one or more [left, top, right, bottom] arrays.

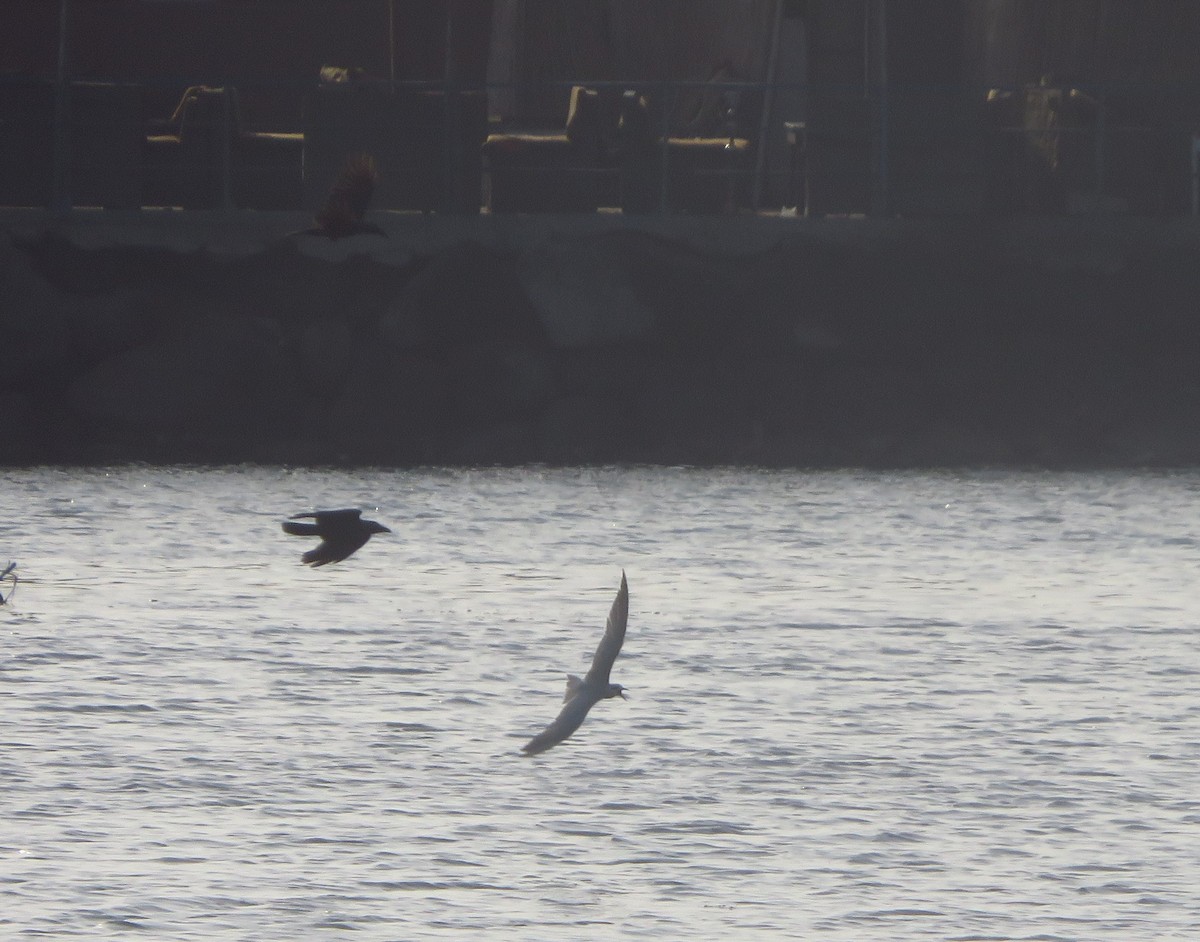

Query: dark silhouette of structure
[[293, 153, 386, 239], [281, 508, 390, 566], [522, 571, 629, 756]]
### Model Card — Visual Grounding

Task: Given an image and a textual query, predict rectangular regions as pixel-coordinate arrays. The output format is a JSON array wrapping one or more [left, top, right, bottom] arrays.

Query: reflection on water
[[3, 465, 1199, 940]]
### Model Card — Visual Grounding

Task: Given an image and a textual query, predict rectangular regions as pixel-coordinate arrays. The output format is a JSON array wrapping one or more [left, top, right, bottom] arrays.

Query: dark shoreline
[[5, 210, 1200, 470]]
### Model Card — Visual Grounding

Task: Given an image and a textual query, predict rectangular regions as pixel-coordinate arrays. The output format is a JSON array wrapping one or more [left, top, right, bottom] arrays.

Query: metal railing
[[4, 71, 1200, 217]]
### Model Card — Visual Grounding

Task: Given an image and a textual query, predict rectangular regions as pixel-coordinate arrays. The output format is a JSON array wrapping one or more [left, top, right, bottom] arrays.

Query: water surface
[[3, 466, 1199, 940]]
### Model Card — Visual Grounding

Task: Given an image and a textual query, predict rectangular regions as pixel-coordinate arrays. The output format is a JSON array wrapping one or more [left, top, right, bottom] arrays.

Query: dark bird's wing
[[315, 154, 377, 234], [281, 520, 320, 537], [290, 508, 364, 528], [584, 571, 628, 688], [282, 508, 361, 538], [301, 534, 370, 567], [521, 690, 597, 756]]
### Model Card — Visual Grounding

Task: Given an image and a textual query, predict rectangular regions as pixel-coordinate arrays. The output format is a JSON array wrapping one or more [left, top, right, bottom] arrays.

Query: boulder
[[2, 238, 155, 390], [553, 342, 662, 399], [517, 231, 658, 348], [630, 356, 757, 462], [381, 241, 543, 351], [446, 340, 558, 425], [325, 346, 452, 460], [65, 314, 297, 439], [537, 394, 629, 464], [441, 419, 539, 465], [0, 391, 41, 464], [297, 318, 355, 398], [0, 240, 72, 388]]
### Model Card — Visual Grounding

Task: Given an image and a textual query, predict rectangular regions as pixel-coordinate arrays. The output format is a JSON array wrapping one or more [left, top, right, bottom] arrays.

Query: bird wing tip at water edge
[[519, 735, 544, 757]]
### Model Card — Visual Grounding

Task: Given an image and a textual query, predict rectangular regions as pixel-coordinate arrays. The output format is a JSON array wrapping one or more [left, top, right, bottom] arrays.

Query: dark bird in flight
[[294, 153, 387, 239], [522, 571, 630, 756], [281, 508, 390, 566]]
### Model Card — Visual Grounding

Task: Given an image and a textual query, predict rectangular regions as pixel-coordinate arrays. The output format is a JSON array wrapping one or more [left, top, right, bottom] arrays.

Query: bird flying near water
[[521, 571, 630, 756], [281, 508, 390, 566], [0, 560, 16, 605], [293, 153, 387, 239]]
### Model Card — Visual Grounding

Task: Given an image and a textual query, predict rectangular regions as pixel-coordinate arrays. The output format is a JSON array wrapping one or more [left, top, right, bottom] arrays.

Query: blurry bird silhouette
[[281, 508, 390, 566], [521, 571, 630, 756], [292, 154, 386, 239], [0, 561, 16, 605]]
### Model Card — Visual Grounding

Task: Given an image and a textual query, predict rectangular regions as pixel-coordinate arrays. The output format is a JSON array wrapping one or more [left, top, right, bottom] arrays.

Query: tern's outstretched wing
[[584, 571, 628, 688], [521, 690, 598, 756]]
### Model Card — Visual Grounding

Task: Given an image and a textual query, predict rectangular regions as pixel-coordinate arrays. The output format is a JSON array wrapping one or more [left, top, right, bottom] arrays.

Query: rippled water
[[3, 465, 1199, 940]]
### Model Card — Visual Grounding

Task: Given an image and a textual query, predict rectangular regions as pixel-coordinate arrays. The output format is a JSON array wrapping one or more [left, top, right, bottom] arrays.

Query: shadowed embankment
[[4, 213, 1200, 468]]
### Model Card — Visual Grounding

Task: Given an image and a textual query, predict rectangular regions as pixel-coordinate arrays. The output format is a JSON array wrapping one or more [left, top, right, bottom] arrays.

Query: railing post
[[869, 0, 890, 217], [444, 0, 463, 213], [752, 0, 785, 211], [785, 120, 809, 216], [659, 79, 671, 215], [1192, 132, 1200, 217], [51, 0, 72, 213], [219, 89, 233, 210], [1093, 88, 1106, 200]]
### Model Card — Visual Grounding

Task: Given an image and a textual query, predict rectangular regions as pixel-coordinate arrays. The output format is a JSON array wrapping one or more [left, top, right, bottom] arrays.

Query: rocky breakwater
[[4, 216, 1200, 467]]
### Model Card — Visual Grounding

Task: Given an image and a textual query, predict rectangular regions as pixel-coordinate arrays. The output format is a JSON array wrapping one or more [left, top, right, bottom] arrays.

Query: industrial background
[[3, 1, 1200, 216]]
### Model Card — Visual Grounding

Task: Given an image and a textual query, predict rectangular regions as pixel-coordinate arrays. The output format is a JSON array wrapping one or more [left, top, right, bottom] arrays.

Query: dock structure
[[5, 2, 1200, 219]]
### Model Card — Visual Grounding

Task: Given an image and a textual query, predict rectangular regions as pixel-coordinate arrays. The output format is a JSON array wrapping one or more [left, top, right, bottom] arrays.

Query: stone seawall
[[4, 209, 1200, 468]]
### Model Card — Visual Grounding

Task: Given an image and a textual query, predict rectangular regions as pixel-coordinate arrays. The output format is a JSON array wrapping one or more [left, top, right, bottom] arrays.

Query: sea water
[[3, 465, 1199, 940]]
